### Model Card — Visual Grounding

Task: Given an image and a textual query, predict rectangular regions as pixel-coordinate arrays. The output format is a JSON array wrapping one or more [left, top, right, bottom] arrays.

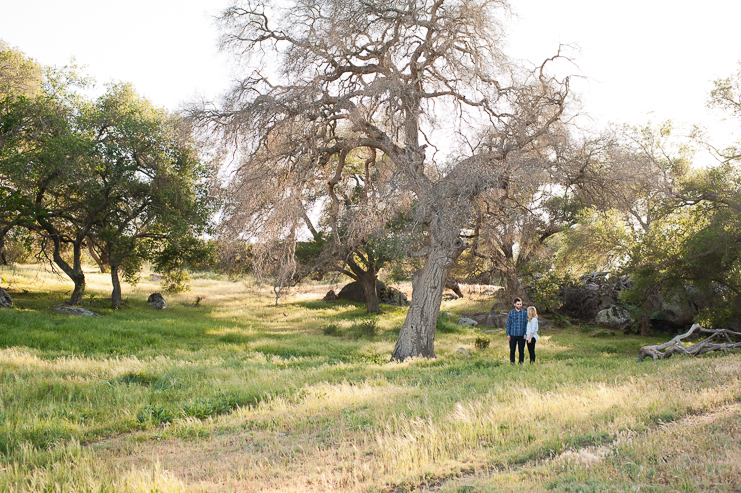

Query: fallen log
[[638, 323, 741, 362]]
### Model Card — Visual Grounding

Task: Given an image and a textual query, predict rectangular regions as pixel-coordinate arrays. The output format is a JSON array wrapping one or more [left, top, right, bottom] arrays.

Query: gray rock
[[336, 281, 409, 306], [0, 287, 12, 308], [322, 290, 338, 301], [595, 305, 633, 327], [147, 293, 168, 310], [486, 312, 508, 328], [457, 317, 478, 326], [54, 306, 100, 317], [485, 309, 554, 329], [456, 347, 471, 357], [645, 292, 701, 327]]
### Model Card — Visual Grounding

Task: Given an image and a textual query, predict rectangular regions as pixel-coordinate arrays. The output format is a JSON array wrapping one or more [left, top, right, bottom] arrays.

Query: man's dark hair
[[513, 297, 522, 305]]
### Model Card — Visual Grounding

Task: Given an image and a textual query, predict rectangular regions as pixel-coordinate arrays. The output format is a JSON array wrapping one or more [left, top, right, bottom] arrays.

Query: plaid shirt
[[506, 308, 528, 337]]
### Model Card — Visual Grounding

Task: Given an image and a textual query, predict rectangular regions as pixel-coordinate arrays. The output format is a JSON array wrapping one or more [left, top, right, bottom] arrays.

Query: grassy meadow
[[0, 263, 740, 492]]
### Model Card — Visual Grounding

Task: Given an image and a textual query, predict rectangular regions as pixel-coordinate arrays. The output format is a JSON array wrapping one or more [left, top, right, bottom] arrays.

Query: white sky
[[1, 0, 739, 144]]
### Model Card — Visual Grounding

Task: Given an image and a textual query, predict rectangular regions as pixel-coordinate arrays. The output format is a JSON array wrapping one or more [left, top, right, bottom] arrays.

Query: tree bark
[[345, 253, 381, 314], [88, 243, 110, 273], [640, 315, 652, 337], [110, 263, 122, 309], [501, 259, 527, 302], [67, 244, 86, 305], [359, 269, 380, 314], [391, 232, 465, 361], [0, 228, 8, 265]]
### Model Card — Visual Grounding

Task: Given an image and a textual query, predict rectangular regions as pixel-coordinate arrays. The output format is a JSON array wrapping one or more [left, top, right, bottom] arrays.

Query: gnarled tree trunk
[[359, 270, 380, 314], [49, 240, 86, 305], [391, 226, 466, 361], [345, 252, 381, 314]]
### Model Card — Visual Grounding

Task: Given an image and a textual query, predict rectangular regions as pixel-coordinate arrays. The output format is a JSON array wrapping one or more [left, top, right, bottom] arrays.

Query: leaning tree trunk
[[391, 231, 465, 361], [39, 220, 87, 305], [110, 263, 122, 309], [88, 243, 110, 273]]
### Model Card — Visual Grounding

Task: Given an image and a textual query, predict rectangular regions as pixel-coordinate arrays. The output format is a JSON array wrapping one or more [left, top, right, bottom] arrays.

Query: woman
[[525, 306, 539, 364]]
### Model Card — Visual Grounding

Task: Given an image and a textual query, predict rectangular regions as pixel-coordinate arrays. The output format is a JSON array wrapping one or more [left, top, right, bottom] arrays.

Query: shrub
[[347, 318, 379, 339], [474, 337, 490, 349], [161, 270, 192, 293], [436, 313, 461, 334], [527, 272, 576, 313], [323, 324, 343, 336]]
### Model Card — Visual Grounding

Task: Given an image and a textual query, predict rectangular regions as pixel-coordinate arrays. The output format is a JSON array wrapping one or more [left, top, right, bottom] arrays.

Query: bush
[[474, 337, 490, 349], [527, 272, 576, 313], [348, 318, 379, 339], [323, 324, 343, 337], [161, 270, 192, 293], [436, 313, 462, 334]]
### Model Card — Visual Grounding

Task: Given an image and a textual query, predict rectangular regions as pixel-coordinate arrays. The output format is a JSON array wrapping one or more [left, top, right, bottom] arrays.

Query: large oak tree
[[197, 0, 570, 359]]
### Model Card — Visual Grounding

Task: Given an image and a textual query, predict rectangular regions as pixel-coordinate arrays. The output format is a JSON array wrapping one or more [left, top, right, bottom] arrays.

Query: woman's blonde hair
[[527, 306, 538, 321]]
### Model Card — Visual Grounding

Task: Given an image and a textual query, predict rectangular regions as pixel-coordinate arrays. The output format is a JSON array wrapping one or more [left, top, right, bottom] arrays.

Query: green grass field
[[1, 264, 740, 492]]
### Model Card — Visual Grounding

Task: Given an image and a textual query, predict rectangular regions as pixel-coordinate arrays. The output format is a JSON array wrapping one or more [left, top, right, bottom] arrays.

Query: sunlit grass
[[1, 263, 740, 492]]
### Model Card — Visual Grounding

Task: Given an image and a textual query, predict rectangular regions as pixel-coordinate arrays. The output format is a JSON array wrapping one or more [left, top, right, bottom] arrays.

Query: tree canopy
[[195, 0, 571, 359], [0, 47, 216, 306]]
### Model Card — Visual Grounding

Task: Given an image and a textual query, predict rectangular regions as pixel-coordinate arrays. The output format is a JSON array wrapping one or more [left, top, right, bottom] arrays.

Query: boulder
[[485, 309, 553, 329], [336, 281, 409, 306], [54, 306, 100, 317], [486, 312, 508, 328], [147, 293, 168, 310], [561, 272, 632, 320], [457, 317, 478, 326], [456, 348, 471, 357], [337, 282, 366, 302], [460, 312, 488, 325], [645, 291, 702, 328], [0, 287, 12, 308], [322, 290, 338, 301], [595, 305, 633, 328]]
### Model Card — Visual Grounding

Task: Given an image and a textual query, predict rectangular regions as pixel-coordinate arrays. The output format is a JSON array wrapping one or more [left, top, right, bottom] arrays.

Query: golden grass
[[2, 263, 741, 492]]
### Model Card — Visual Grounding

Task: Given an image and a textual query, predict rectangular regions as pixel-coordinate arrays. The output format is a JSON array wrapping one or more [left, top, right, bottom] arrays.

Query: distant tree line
[[0, 41, 217, 308], [3, 0, 740, 356]]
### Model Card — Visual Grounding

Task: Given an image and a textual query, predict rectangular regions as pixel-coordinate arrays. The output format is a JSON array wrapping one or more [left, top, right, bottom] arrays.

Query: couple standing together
[[505, 297, 539, 364]]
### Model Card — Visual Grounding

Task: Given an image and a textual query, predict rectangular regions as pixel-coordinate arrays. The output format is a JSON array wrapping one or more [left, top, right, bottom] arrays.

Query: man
[[506, 297, 528, 364]]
